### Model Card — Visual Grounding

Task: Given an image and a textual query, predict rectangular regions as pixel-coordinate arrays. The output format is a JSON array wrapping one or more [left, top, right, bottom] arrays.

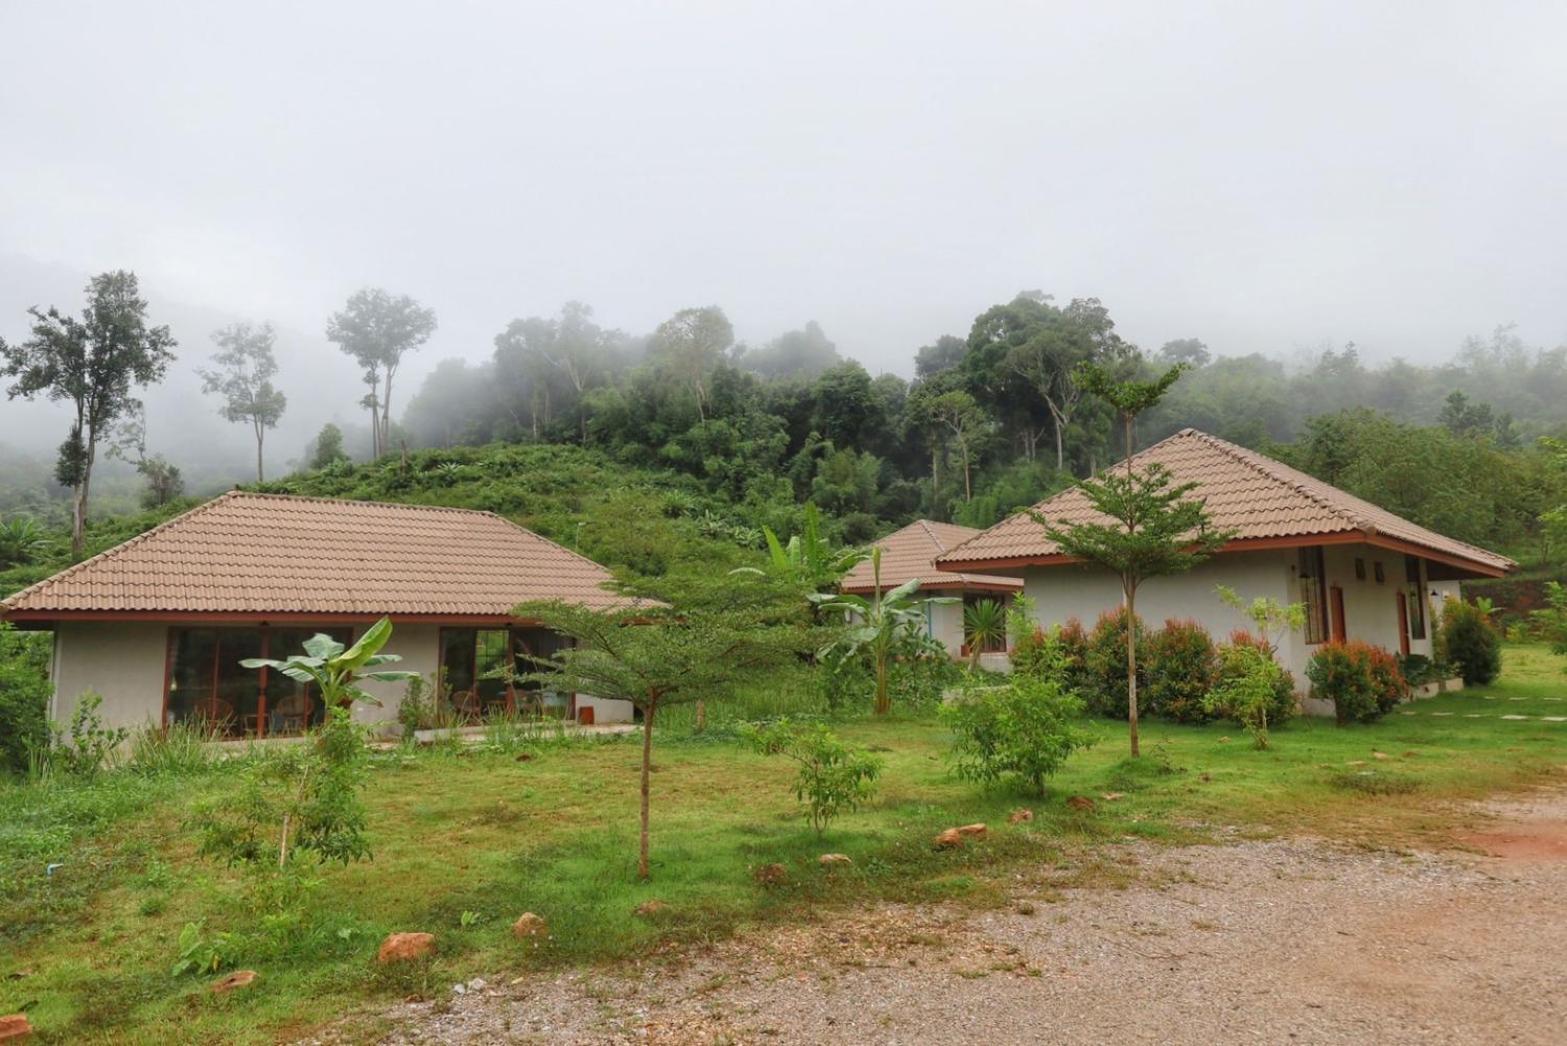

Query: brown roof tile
[[1, 491, 627, 617], [936, 429, 1515, 576], [841, 519, 1023, 593]]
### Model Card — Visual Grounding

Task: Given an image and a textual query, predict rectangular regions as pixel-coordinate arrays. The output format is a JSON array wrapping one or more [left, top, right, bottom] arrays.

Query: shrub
[[1398, 653, 1437, 688], [1204, 643, 1286, 748], [1306, 641, 1409, 724], [397, 675, 434, 739], [1439, 598, 1502, 685], [1145, 619, 1219, 723], [0, 622, 51, 776], [128, 720, 219, 776], [35, 692, 130, 778], [742, 719, 884, 835], [1216, 631, 1298, 727], [1082, 607, 1148, 719], [940, 675, 1094, 796]]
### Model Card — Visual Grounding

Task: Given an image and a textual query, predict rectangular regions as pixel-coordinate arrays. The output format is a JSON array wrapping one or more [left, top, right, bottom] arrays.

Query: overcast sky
[[2, 0, 1565, 448]]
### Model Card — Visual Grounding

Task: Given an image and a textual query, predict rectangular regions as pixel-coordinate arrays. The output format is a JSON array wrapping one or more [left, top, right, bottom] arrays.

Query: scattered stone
[[635, 899, 669, 917], [1345, 760, 1367, 766], [1007, 808, 1034, 824], [452, 982, 466, 996], [957, 823, 988, 838], [209, 969, 257, 994], [468, 977, 488, 992], [1101, 792, 1126, 801], [934, 828, 965, 849], [754, 862, 789, 885], [377, 931, 436, 964], [1371, 751, 1390, 760], [512, 913, 548, 939], [1218, 736, 1232, 743], [0, 1015, 31, 1041], [1066, 795, 1096, 812], [818, 853, 853, 867]]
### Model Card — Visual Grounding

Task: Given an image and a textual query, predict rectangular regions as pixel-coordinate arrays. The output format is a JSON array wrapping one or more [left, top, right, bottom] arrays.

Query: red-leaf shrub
[[1083, 607, 1149, 719], [1306, 640, 1409, 724], [1145, 619, 1220, 723]]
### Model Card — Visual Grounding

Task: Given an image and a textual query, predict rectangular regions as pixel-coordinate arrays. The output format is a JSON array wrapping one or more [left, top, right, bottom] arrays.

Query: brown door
[[1330, 586, 1346, 644], [1395, 592, 1410, 657]]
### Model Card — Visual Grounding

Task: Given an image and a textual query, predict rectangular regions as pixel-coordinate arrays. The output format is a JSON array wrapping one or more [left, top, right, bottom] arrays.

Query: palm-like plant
[[241, 617, 418, 714], [962, 598, 1008, 668], [736, 503, 867, 592], [812, 547, 954, 715], [0, 516, 47, 568]]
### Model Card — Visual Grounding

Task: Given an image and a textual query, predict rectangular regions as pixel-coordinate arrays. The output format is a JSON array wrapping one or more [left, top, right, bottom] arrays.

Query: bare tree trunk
[[961, 443, 972, 500], [931, 444, 940, 510], [874, 654, 889, 716], [639, 700, 656, 880], [255, 422, 265, 483], [1126, 584, 1140, 758]]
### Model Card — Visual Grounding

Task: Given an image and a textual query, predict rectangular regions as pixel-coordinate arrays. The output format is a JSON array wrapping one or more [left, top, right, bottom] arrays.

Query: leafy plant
[[1214, 584, 1306, 654], [1531, 582, 1567, 671], [732, 502, 865, 592], [0, 621, 51, 776], [127, 720, 219, 776], [1306, 641, 1409, 724], [0, 516, 47, 567], [962, 598, 1008, 667], [1204, 642, 1286, 748], [1438, 598, 1502, 685], [1145, 618, 1219, 723], [170, 920, 235, 978], [742, 719, 884, 835], [811, 547, 956, 715], [940, 675, 1094, 796], [1082, 608, 1149, 719], [38, 692, 130, 778]]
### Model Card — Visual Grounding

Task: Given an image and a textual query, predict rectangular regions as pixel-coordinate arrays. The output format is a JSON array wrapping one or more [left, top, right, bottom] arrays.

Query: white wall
[[925, 598, 966, 656], [52, 620, 169, 732], [1020, 543, 1446, 714]]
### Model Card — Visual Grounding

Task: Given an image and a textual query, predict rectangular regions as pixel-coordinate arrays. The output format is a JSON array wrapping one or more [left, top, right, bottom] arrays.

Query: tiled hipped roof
[[936, 429, 1515, 576], [840, 519, 1023, 593], [0, 491, 627, 617]]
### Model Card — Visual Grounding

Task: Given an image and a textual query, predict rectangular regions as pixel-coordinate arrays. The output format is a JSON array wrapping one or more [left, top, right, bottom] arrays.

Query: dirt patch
[[321, 791, 1567, 1045]]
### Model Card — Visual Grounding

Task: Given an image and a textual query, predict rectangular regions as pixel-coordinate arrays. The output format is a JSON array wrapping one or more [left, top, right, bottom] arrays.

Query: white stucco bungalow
[[934, 429, 1515, 712], [841, 519, 1023, 666], [0, 491, 636, 736]]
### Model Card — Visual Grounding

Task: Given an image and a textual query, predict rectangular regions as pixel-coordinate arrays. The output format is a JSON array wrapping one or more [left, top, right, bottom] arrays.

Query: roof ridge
[[915, 518, 948, 554], [229, 490, 507, 519], [1177, 429, 1372, 531], [0, 492, 241, 610]]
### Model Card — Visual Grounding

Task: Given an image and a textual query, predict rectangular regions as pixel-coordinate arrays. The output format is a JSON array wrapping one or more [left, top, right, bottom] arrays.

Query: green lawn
[[3, 645, 1565, 1044]]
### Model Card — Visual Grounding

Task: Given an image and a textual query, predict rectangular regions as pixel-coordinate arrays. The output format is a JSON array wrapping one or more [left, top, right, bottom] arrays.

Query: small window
[[1373, 561, 1386, 584], [1405, 557, 1426, 640], [1298, 547, 1328, 645], [1354, 558, 1366, 581]]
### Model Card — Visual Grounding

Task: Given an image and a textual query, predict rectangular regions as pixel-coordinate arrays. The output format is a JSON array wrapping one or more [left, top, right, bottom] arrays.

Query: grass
[[3, 644, 1565, 1043]]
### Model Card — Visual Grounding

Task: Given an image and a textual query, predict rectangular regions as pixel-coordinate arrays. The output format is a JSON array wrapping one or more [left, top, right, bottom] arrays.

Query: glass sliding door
[[438, 626, 575, 721], [165, 625, 348, 738]]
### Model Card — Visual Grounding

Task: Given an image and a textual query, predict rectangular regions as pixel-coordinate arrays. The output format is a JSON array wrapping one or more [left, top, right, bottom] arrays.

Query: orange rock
[[1008, 808, 1034, 824], [0, 1014, 32, 1041], [512, 913, 548, 939], [818, 853, 853, 867], [957, 823, 988, 838], [210, 969, 257, 993], [377, 931, 436, 964], [934, 827, 964, 849]]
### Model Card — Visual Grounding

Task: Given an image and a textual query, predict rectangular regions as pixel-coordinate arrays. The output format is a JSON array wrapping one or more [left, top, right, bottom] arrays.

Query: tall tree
[[652, 306, 733, 422], [1, 271, 176, 554], [199, 322, 287, 481], [1039, 465, 1230, 757], [909, 386, 988, 501], [325, 289, 437, 457]]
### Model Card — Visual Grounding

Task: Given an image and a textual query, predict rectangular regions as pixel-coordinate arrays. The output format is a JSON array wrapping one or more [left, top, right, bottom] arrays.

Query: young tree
[[108, 403, 185, 508], [1078, 360, 1187, 468], [1037, 465, 1231, 756], [200, 322, 287, 481], [325, 289, 437, 457], [518, 572, 809, 879], [1, 271, 176, 555]]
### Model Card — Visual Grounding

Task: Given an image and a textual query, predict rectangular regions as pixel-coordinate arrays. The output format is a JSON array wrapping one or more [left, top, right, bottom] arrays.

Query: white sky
[[2, 0, 1565, 460]]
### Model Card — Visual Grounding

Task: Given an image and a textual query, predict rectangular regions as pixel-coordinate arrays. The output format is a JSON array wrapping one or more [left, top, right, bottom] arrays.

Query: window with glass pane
[[1298, 547, 1328, 644], [166, 628, 261, 736], [1404, 556, 1426, 640]]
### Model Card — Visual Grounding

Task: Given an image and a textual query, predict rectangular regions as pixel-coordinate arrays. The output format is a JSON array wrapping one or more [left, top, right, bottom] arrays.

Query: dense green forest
[[4, 283, 1567, 597]]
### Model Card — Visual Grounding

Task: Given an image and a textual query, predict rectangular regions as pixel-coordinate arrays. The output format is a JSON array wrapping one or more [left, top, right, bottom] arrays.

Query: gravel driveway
[[360, 791, 1567, 1045]]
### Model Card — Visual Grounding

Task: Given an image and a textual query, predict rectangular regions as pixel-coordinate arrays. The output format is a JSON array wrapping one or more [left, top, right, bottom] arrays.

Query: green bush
[[0, 622, 51, 776], [1204, 642, 1287, 748], [1439, 598, 1502, 686], [940, 676, 1094, 796], [1306, 641, 1409, 724], [1083, 607, 1148, 719], [1145, 618, 1219, 723], [1219, 630, 1297, 727], [742, 719, 883, 835]]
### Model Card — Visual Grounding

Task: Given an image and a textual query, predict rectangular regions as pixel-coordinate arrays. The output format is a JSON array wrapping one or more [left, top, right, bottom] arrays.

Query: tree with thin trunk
[[1078, 361, 1186, 469], [1, 271, 176, 555], [325, 288, 436, 458], [919, 389, 988, 501], [200, 322, 287, 481], [517, 572, 809, 880], [1035, 362, 1228, 757], [652, 306, 733, 422]]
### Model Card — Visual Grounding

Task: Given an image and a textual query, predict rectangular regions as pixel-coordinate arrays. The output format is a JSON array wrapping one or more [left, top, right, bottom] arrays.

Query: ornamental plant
[[1145, 618, 1219, 723], [742, 719, 884, 836], [1305, 640, 1409, 725], [940, 675, 1094, 796]]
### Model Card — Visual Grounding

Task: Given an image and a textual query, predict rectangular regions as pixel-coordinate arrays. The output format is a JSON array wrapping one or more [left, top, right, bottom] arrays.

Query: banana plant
[[733, 503, 867, 592], [241, 617, 418, 710], [811, 547, 955, 715]]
